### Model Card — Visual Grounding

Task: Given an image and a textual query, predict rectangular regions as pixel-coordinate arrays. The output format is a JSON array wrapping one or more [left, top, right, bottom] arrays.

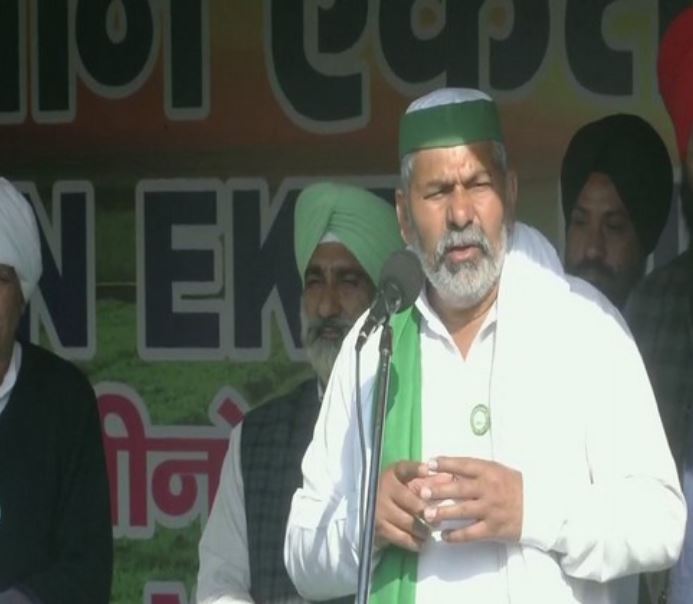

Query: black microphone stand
[[356, 322, 393, 603]]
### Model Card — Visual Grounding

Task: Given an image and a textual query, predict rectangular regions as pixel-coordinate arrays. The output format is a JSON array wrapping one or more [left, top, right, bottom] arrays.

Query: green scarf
[[370, 307, 422, 603]]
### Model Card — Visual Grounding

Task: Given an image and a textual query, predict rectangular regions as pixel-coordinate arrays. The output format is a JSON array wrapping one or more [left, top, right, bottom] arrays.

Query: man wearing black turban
[[561, 114, 673, 308]]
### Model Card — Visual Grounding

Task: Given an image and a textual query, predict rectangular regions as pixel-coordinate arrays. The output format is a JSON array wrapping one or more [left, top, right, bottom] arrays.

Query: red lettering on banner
[[143, 581, 190, 604], [150, 596, 183, 604], [96, 382, 248, 538]]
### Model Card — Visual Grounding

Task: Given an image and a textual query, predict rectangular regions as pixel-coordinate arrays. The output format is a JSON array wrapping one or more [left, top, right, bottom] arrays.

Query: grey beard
[[411, 223, 507, 309], [300, 309, 353, 386]]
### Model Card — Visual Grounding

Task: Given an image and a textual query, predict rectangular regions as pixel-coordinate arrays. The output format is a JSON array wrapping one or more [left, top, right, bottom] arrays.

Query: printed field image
[[78, 297, 310, 603]]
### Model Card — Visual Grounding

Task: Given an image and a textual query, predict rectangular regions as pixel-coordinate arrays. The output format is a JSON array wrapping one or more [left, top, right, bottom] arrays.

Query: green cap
[[399, 89, 503, 159]]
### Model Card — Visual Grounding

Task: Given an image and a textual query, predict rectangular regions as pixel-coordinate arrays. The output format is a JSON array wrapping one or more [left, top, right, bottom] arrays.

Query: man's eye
[[424, 183, 455, 199], [605, 221, 627, 233], [424, 188, 444, 199]]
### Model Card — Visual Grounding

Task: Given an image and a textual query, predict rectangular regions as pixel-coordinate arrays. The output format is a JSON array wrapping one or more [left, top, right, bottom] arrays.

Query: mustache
[[433, 226, 492, 268], [303, 316, 353, 345], [572, 259, 616, 281]]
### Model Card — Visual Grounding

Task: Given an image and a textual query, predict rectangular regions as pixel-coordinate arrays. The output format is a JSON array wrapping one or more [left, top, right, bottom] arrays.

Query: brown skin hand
[[421, 457, 523, 544], [374, 461, 455, 552]]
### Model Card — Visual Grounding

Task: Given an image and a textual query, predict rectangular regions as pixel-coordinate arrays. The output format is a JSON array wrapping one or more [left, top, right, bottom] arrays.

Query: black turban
[[561, 114, 673, 255]]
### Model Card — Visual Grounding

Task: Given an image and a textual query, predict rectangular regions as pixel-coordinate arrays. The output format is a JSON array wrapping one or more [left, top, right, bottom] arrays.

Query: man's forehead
[[306, 242, 365, 272], [413, 142, 497, 173], [575, 173, 629, 214]]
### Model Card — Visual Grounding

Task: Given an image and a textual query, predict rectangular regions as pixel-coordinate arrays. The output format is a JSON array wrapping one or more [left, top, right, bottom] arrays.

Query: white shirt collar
[[415, 287, 498, 350]]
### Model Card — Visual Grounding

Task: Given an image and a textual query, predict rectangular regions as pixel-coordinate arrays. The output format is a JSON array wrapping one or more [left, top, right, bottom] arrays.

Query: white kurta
[[415, 295, 508, 602], [196, 422, 253, 604], [196, 381, 324, 604], [284, 223, 686, 603]]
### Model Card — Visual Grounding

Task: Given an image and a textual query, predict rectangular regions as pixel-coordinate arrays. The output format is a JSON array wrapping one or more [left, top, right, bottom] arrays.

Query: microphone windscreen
[[379, 249, 424, 312]]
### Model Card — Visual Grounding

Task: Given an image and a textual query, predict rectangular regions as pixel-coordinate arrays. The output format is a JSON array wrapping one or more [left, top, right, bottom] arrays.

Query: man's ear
[[395, 189, 413, 245]]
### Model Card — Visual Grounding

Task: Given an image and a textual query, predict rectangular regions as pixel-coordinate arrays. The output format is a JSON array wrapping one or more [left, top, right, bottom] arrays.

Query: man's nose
[[446, 186, 474, 230], [583, 225, 606, 261], [317, 283, 341, 318]]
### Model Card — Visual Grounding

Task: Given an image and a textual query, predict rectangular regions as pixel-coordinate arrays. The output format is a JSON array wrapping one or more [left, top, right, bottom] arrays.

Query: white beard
[[411, 223, 507, 310], [300, 307, 353, 385]]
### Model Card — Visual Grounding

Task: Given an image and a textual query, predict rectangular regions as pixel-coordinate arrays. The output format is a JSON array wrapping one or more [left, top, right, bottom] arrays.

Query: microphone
[[355, 249, 424, 351]]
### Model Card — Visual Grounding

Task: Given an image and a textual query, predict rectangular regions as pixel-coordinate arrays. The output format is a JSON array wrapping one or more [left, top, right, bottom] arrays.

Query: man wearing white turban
[[0, 178, 113, 604], [196, 182, 403, 603]]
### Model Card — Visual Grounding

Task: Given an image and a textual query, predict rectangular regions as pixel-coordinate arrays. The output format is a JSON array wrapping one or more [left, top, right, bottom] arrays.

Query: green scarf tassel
[[370, 307, 422, 603]]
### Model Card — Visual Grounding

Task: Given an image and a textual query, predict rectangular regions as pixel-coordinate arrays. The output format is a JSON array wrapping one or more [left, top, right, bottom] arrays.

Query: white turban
[[0, 178, 42, 303]]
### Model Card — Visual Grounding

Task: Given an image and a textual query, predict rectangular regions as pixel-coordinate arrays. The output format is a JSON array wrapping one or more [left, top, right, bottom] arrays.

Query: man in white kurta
[[196, 183, 403, 603], [283, 88, 685, 603]]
